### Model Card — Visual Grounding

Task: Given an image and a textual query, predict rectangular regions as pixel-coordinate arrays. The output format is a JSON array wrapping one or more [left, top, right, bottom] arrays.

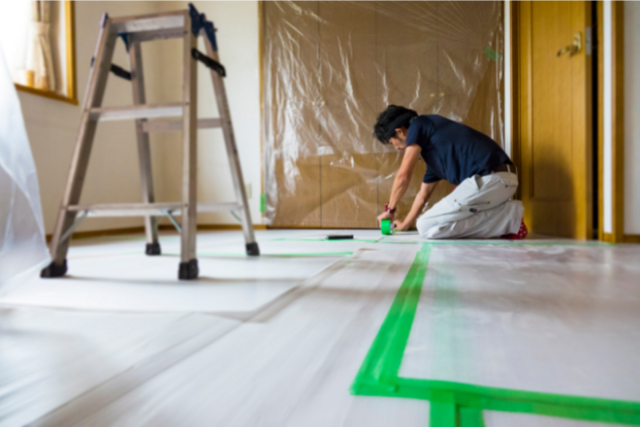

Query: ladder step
[[90, 103, 183, 122], [68, 203, 182, 217], [198, 203, 243, 213], [129, 28, 185, 44], [110, 11, 185, 34], [142, 118, 223, 133], [67, 202, 242, 217]]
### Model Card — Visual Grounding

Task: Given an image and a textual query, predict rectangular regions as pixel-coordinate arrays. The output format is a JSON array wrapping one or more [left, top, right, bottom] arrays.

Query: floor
[[1, 229, 639, 427]]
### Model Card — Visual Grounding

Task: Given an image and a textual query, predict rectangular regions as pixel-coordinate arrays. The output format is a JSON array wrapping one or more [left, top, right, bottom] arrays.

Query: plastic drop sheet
[[401, 243, 640, 404], [262, 1, 504, 228], [0, 46, 49, 288]]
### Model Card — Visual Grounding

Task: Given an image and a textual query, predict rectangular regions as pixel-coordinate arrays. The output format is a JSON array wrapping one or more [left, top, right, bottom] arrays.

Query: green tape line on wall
[[260, 193, 266, 213], [484, 46, 500, 62], [350, 243, 640, 426]]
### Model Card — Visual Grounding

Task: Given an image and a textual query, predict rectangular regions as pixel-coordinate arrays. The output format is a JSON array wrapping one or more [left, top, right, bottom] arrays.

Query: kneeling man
[[375, 105, 527, 240]]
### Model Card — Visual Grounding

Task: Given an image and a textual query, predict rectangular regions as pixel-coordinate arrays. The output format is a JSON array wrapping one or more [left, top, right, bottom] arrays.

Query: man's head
[[373, 105, 418, 150]]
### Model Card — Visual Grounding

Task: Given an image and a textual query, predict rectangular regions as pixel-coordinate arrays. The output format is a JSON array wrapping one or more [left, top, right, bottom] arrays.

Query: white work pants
[[416, 172, 523, 239]]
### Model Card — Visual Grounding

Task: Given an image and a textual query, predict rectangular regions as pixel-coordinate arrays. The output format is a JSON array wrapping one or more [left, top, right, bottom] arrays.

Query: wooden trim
[[266, 226, 327, 230], [266, 225, 377, 230], [598, 0, 604, 241], [598, 1, 625, 243], [510, 0, 521, 201], [14, 1, 78, 105], [65, 0, 77, 102], [15, 83, 77, 105], [198, 224, 267, 231], [623, 235, 640, 244], [258, 0, 265, 218], [611, 0, 625, 242], [583, 1, 595, 240], [46, 224, 267, 242]]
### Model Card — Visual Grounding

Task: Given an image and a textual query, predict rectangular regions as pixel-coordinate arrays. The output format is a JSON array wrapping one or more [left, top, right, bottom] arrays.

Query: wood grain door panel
[[517, 1, 592, 238]]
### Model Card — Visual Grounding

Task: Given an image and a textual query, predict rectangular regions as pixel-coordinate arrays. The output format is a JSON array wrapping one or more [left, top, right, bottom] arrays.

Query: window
[[0, 1, 77, 104]]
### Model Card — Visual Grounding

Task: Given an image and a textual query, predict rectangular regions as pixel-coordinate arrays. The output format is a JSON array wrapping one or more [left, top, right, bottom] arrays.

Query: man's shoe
[[504, 219, 528, 240]]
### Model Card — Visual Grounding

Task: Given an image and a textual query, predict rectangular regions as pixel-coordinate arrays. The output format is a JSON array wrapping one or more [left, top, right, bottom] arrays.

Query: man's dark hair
[[373, 105, 418, 144]]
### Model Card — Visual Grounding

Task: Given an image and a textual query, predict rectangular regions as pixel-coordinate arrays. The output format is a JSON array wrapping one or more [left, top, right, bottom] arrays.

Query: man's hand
[[377, 211, 394, 225], [393, 219, 410, 231]]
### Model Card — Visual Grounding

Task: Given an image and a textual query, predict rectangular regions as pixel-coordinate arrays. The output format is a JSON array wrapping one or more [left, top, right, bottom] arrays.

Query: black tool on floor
[[327, 235, 354, 240]]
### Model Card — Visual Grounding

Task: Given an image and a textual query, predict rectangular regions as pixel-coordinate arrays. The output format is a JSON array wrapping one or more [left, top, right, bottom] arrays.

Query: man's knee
[[416, 216, 444, 239]]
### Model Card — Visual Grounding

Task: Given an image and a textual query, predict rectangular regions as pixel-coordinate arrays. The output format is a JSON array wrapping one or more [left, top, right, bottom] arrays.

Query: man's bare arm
[[395, 181, 439, 230], [388, 144, 421, 209]]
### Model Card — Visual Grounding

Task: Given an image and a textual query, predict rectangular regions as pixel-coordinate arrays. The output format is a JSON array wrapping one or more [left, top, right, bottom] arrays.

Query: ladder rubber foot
[[246, 242, 260, 256], [40, 260, 68, 278], [145, 243, 161, 256], [178, 259, 199, 280]]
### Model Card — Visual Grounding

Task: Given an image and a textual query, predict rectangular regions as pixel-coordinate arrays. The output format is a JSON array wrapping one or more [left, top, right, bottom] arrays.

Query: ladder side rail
[[45, 16, 119, 272], [179, 15, 199, 279], [201, 31, 259, 255], [129, 39, 160, 254]]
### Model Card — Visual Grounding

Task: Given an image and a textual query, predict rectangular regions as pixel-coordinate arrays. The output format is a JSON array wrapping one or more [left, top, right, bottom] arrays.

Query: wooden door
[[516, 1, 593, 238]]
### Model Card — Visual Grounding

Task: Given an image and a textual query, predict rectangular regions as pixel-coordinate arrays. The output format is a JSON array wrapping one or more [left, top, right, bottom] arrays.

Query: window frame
[[14, 0, 77, 105]]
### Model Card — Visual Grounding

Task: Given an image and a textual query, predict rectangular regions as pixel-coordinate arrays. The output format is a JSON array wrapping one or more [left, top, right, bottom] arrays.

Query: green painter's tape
[[167, 251, 353, 258], [351, 244, 430, 388], [484, 46, 501, 62], [272, 237, 615, 247], [274, 237, 614, 247], [381, 219, 394, 235], [425, 240, 614, 247], [350, 243, 640, 426], [458, 406, 485, 427], [260, 193, 266, 213], [271, 238, 380, 243], [378, 240, 614, 247], [430, 400, 457, 427]]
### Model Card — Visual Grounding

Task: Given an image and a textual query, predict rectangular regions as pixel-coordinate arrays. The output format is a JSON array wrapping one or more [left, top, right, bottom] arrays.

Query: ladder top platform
[[110, 11, 187, 34]]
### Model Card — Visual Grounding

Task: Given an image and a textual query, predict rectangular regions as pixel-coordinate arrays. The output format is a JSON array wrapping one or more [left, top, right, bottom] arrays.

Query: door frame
[[509, 0, 625, 242], [597, 0, 625, 243]]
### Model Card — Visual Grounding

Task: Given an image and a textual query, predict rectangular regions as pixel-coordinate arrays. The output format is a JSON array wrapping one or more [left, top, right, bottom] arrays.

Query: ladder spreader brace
[[41, 4, 259, 281]]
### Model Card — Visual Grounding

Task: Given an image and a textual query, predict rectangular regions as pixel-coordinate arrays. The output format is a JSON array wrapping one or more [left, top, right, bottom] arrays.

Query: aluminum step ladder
[[41, 4, 259, 280]]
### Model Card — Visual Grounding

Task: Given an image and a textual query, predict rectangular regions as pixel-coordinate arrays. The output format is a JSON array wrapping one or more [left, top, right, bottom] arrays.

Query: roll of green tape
[[381, 219, 394, 235]]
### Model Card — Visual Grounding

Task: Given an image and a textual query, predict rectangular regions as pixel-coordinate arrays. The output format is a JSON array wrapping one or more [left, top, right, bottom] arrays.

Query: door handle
[[557, 32, 582, 57]]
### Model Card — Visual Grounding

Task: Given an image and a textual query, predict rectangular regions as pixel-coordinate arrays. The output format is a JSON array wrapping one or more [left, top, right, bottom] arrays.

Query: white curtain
[[30, 0, 56, 91], [0, 44, 49, 288]]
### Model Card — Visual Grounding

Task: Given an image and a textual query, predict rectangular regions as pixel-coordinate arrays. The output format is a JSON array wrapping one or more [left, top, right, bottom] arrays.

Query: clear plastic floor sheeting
[[1, 230, 639, 426]]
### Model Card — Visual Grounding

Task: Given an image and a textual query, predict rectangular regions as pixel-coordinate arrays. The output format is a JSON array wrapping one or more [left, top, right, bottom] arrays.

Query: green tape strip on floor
[[422, 240, 614, 247], [274, 238, 614, 247], [350, 243, 640, 426], [271, 238, 381, 243], [166, 251, 353, 258], [377, 240, 614, 247]]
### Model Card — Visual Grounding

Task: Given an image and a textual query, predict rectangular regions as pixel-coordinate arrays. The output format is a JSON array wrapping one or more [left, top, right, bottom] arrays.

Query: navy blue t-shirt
[[405, 115, 512, 185]]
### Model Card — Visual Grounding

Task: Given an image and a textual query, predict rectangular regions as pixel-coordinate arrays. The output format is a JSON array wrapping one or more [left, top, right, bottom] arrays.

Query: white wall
[[21, 1, 262, 235], [163, 1, 263, 226], [624, 1, 640, 235]]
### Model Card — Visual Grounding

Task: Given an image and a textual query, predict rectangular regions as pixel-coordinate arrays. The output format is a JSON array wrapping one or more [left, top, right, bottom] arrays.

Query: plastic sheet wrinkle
[[350, 243, 640, 426]]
